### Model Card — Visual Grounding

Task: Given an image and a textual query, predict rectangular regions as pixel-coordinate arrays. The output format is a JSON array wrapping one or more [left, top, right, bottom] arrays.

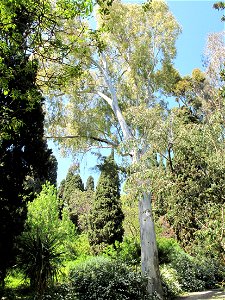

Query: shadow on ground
[[176, 289, 225, 300]]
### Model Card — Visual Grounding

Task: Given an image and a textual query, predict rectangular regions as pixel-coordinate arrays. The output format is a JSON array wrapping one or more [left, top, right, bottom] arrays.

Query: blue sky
[[49, 0, 224, 186]]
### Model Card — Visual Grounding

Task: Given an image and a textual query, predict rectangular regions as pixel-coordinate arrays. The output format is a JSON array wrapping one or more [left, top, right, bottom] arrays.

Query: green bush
[[170, 253, 223, 292], [104, 237, 141, 267], [41, 284, 77, 300], [160, 265, 183, 299], [157, 237, 183, 264], [16, 183, 77, 295], [72, 233, 91, 258], [69, 256, 149, 300], [190, 258, 224, 289], [5, 269, 28, 289], [156, 237, 225, 296]]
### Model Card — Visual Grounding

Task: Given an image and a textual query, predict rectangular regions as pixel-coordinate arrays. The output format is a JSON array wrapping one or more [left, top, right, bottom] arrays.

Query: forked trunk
[[139, 192, 164, 299]]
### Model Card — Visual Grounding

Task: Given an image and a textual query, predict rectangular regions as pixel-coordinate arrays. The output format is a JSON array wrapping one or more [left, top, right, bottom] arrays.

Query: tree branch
[[45, 134, 118, 147]]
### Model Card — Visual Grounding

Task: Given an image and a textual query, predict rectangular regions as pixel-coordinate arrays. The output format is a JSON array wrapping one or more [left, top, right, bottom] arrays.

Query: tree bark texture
[[139, 192, 164, 299]]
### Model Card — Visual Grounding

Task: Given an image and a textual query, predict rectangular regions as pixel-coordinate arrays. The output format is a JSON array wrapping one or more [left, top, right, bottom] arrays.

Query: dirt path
[[176, 289, 225, 300]]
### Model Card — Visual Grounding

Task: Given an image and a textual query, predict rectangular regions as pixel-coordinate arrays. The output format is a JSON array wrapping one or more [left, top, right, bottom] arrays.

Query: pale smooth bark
[[94, 57, 163, 298], [139, 193, 163, 298]]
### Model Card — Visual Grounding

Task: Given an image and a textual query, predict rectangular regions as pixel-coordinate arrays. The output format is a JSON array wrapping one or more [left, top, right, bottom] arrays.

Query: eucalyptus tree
[[45, 1, 181, 297]]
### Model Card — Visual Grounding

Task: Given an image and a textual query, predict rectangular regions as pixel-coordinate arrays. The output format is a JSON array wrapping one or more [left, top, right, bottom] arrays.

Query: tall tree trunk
[[97, 59, 163, 298], [139, 192, 163, 299]]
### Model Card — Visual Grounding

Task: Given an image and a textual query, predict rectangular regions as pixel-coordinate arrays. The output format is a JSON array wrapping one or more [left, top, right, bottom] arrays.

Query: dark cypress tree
[[85, 176, 95, 191], [62, 168, 84, 226], [63, 168, 84, 203], [0, 3, 57, 286], [88, 152, 124, 252]]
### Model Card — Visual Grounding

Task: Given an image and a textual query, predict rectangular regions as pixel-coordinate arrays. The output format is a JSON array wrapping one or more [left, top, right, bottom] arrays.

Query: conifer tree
[[0, 2, 57, 286], [61, 168, 84, 226], [63, 168, 84, 204], [88, 153, 124, 252], [85, 176, 95, 191]]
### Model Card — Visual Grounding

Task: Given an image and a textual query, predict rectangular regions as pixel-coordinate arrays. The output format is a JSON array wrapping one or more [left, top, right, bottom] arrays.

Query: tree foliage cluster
[[88, 153, 124, 252], [58, 168, 93, 231], [58, 152, 124, 253]]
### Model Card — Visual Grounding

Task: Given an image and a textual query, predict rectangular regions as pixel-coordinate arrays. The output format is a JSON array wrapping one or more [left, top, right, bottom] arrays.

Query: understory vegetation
[[2, 234, 225, 299], [0, 0, 225, 299], [1, 182, 225, 299]]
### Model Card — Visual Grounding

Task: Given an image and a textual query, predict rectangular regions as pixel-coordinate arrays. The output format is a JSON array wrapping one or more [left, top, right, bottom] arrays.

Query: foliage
[[17, 232, 62, 296], [0, 0, 58, 285], [168, 122, 225, 250], [159, 251, 225, 298], [67, 189, 94, 232], [17, 183, 76, 294], [169, 253, 224, 292], [70, 233, 91, 258], [44, 1, 181, 296], [88, 153, 124, 252], [5, 269, 29, 289], [157, 237, 184, 265], [213, 1, 225, 21], [204, 32, 225, 92], [45, 1, 180, 296], [160, 265, 182, 299], [24, 183, 76, 249], [121, 194, 140, 238], [85, 175, 95, 191], [60, 168, 87, 228], [64, 168, 84, 198], [103, 237, 141, 267], [41, 284, 77, 300], [0, 0, 92, 289], [192, 202, 225, 259], [46, 0, 181, 155], [69, 256, 150, 300], [145, 103, 225, 256]]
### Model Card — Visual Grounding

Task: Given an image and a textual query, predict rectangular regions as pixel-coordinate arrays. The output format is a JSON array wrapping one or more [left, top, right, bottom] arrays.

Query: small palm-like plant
[[17, 230, 63, 297]]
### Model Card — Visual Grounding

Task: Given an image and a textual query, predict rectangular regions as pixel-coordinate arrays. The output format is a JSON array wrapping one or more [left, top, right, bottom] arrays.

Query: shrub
[[160, 265, 182, 299], [17, 183, 77, 295], [69, 256, 149, 300], [104, 237, 141, 267], [5, 269, 28, 289], [72, 233, 91, 258], [170, 253, 224, 292], [25, 183, 76, 252], [17, 232, 63, 296], [41, 284, 77, 300], [190, 258, 225, 289], [157, 237, 183, 264]]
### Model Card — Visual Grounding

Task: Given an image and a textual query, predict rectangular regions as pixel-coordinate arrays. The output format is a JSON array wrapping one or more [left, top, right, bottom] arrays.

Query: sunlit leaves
[[45, 0, 181, 158]]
